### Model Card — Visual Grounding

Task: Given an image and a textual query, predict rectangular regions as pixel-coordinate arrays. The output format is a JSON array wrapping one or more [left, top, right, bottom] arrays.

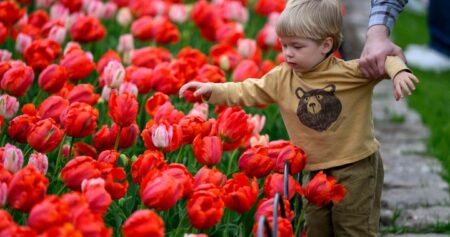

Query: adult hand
[[359, 25, 406, 79]]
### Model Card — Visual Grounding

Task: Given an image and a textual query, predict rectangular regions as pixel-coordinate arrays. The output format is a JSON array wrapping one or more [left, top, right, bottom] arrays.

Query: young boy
[[179, 0, 419, 236]]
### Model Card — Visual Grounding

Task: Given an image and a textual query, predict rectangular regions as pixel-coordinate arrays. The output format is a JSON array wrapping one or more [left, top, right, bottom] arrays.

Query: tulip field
[[0, 0, 346, 236]]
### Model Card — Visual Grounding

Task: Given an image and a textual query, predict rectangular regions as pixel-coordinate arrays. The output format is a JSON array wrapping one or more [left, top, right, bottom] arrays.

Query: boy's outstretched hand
[[179, 81, 213, 99], [392, 71, 419, 101]]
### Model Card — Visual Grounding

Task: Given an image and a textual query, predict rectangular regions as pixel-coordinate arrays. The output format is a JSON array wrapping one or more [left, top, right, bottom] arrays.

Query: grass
[[391, 10, 450, 184]]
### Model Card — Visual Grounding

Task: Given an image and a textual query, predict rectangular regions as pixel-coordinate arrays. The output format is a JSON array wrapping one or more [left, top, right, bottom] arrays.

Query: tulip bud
[[151, 124, 173, 148], [28, 153, 49, 175], [62, 144, 70, 158], [2, 143, 24, 173], [87, 1, 105, 19], [250, 134, 269, 147], [116, 7, 132, 27], [103, 60, 125, 89], [50, 3, 69, 21], [103, 2, 118, 19], [169, 4, 189, 24], [249, 114, 266, 134], [15, 33, 32, 53], [188, 102, 209, 120], [119, 82, 138, 96], [48, 26, 67, 45], [219, 55, 230, 71], [101, 86, 114, 102], [117, 34, 134, 53], [0, 95, 19, 120], [0, 50, 12, 62], [238, 39, 257, 58], [36, 0, 55, 8]]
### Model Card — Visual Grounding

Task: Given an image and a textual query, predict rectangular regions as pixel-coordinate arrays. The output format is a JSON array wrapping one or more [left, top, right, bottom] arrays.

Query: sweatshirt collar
[[294, 55, 335, 77]]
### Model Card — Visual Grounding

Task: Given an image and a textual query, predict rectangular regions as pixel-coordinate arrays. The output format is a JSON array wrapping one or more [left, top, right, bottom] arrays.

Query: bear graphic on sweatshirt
[[295, 84, 342, 132]]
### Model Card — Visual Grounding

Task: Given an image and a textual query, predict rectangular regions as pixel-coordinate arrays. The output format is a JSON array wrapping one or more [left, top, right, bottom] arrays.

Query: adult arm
[[359, 0, 408, 79]]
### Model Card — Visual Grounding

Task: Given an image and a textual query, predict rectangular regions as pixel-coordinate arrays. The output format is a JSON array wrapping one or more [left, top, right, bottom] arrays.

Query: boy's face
[[280, 36, 330, 73]]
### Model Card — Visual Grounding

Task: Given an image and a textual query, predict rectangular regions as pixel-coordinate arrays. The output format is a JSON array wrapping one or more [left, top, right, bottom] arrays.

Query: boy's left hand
[[392, 71, 419, 101]]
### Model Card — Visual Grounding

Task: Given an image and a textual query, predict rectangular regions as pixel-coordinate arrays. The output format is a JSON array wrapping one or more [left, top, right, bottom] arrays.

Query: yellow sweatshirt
[[207, 55, 409, 171]]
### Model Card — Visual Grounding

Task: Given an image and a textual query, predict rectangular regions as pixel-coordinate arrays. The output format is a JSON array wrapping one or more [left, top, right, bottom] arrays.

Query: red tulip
[[60, 102, 99, 138], [71, 142, 98, 159], [131, 150, 166, 184], [131, 46, 172, 69], [0, 1, 25, 26], [60, 156, 101, 191], [108, 91, 138, 127], [131, 16, 154, 41], [122, 210, 164, 237], [93, 125, 115, 152], [127, 66, 153, 94], [23, 39, 61, 71], [304, 171, 347, 207], [7, 166, 48, 212], [0, 164, 13, 184], [71, 207, 113, 236], [27, 118, 64, 153], [1, 63, 34, 97], [213, 107, 254, 151], [38, 65, 69, 93], [140, 169, 183, 210], [209, 43, 242, 71], [150, 62, 181, 95], [7, 114, 38, 144], [191, 0, 220, 27], [153, 102, 184, 124], [145, 92, 170, 116], [37, 96, 69, 123], [161, 163, 194, 198], [238, 145, 274, 178], [100, 164, 128, 200], [252, 216, 293, 237], [196, 64, 226, 83], [28, 10, 50, 28], [67, 83, 100, 105], [215, 21, 244, 46], [187, 184, 224, 230], [223, 173, 259, 213], [232, 59, 261, 82], [152, 17, 180, 44], [263, 173, 301, 199], [273, 143, 307, 175], [193, 166, 227, 188], [141, 120, 182, 153], [81, 178, 112, 216], [177, 47, 208, 69], [27, 195, 71, 234], [0, 209, 14, 231], [193, 135, 223, 166], [60, 0, 82, 12], [60, 49, 96, 81], [70, 16, 106, 43], [179, 115, 211, 144], [254, 197, 295, 222], [37, 223, 83, 237], [255, 0, 286, 15], [97, 150, 120, 166]]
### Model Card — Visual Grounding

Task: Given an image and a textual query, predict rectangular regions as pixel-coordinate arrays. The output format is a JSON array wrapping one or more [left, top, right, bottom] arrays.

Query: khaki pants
[[304, 151, 384, 237]]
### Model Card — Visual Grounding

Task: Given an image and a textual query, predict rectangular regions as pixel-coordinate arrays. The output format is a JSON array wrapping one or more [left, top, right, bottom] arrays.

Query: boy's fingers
[[411, 74, 420, 83], [400, 81, 411, 95], [396, 85, 403, 99], [405, 80, 416, 91]]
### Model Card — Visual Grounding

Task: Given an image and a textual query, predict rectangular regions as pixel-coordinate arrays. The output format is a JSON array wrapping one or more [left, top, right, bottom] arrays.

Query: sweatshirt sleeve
[[206, 66, 282, 107], [385, 56, 410, 79]]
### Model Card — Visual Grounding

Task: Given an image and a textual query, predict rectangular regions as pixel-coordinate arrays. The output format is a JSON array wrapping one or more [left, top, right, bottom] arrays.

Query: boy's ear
[[321, 37, 333, 54]]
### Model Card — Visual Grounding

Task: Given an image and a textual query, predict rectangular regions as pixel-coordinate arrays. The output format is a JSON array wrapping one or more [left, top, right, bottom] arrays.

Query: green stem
[[68, 136, 75, 159], [226, 150, 238, 176], [114, 126, 122, 151], [174, 146, 184, 164], [53, 134, 66, 177]]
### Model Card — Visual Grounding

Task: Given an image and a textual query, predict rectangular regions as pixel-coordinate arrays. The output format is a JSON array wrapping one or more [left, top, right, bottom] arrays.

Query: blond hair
[[275, 0, 343, 53]]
